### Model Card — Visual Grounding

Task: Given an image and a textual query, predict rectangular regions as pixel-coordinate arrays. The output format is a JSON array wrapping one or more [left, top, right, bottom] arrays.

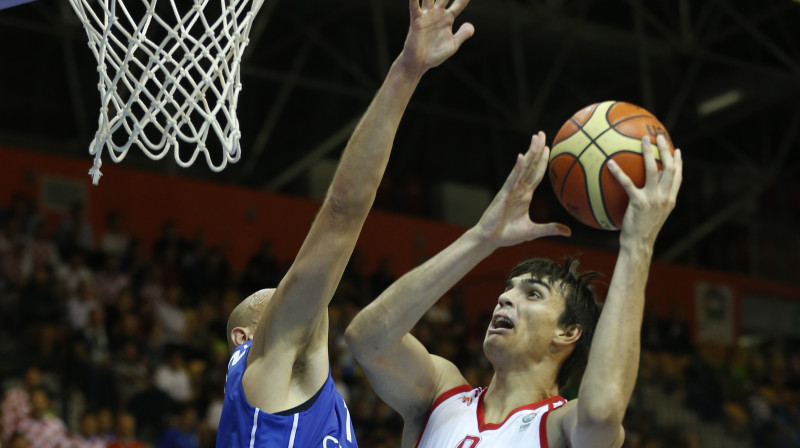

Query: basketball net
[[68, 0, 264, 184]]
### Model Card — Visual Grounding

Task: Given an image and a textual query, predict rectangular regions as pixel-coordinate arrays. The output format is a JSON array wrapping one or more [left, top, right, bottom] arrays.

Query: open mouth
[[490, 315, 515, 331]]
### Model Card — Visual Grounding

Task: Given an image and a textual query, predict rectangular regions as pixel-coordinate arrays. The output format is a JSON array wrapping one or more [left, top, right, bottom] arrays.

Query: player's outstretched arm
[[244, 0, 475, 406], [556, 135, 682, 447], [345, 133, 570, 425]]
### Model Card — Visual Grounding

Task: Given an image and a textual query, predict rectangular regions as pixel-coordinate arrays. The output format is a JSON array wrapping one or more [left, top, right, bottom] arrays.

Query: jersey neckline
[[475, 388, 565, 432]]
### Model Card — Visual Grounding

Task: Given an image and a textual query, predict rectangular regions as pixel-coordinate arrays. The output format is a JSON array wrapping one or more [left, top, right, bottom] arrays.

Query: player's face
[[483, 273, 567, 365]]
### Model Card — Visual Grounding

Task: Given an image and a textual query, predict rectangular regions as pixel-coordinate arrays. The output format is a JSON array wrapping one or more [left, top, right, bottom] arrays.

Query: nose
[[497, 292, 513, 308]]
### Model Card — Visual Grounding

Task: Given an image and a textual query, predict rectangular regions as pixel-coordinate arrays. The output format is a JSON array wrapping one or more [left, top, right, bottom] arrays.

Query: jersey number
[[456, 436, 481, 448]]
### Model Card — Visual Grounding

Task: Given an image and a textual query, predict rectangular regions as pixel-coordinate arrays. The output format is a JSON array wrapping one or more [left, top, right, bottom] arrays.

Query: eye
[[528, 290, 542, 299]]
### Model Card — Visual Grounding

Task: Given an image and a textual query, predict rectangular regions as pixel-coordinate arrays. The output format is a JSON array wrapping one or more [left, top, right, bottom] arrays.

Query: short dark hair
[[506, 256, 603, 390]]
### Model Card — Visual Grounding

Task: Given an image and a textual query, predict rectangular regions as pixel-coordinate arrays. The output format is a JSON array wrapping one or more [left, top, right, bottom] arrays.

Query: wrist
[[464, 226, 502, 255], [618, 233, 655, 260], [393, 52, 427, 80]]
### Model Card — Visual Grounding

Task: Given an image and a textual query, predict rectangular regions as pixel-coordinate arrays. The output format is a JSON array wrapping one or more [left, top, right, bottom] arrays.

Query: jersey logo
[[229, 346, 248, 368], [322, 435, 342, 447], [519, 412, 537, 432], [460, 395, 474, 406], [455, 436, 481, 448]]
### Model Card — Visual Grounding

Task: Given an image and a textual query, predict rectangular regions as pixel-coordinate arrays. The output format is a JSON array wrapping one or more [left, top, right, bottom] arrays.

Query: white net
[[68, 0, 264, 184]]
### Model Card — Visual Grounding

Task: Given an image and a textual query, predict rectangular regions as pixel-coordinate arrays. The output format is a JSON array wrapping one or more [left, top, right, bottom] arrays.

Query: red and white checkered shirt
[[1, 387, 31, 442], [16, 415, 70, 448]]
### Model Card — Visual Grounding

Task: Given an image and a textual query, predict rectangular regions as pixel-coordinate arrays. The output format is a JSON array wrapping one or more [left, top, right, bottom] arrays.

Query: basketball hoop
[[68, 0, 264, 184]]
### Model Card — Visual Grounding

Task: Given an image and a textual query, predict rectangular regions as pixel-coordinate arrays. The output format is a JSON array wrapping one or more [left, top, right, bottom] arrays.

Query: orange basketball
[[548, 101, 675, 230]]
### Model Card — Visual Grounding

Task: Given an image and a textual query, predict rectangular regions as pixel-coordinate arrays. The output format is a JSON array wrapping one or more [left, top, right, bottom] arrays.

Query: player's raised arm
[[252, 0, 474, 346], [556, 135, 682, 447], [345, 133, 570, 424]]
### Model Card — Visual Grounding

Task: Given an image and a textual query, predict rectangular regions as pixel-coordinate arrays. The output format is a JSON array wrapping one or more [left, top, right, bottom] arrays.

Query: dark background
[[1, 0, 799, 283]]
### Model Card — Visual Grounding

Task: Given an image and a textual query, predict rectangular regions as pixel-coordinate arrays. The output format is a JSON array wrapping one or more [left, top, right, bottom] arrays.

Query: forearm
[[258, 59, 427, 339], [325, 56, 424, 214], [345, 227, 495, 360], [577, 236, 652, 423]]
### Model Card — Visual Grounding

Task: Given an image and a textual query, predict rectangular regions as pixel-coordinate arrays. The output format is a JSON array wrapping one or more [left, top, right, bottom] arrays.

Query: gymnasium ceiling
[[1, 0, 799, 285]]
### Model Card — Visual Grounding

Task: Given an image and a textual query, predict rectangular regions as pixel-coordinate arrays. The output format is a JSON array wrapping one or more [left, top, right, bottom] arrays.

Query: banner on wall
[[741, 292, 800, 338], [694, 282, 735, 345]]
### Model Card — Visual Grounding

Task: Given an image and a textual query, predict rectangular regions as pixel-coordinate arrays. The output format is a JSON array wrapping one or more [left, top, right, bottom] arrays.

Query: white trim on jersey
[[288, 414, 299, 448], [249, 408, 260, 448], [344, 399, 352, 442]]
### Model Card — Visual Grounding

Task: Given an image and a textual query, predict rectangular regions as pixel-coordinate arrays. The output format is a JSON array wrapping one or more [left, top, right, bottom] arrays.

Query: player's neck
[[483, 365, 559, 424]]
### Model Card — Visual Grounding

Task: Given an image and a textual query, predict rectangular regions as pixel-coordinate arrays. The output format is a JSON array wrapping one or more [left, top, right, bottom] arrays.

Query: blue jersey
[[216, 341, 358, 448]]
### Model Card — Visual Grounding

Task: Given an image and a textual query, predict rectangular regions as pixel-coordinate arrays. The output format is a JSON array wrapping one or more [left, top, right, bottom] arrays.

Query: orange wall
[[2, 145, 799, 335]]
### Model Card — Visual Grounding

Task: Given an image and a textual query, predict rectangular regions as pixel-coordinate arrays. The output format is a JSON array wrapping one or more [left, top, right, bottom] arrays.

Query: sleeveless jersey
[[415, 385, 566, 448], [217, 341, 357, 448]]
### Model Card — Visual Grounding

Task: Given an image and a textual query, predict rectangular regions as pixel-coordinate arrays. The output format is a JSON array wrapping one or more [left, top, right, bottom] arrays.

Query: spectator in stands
[[154, 347, 192, 404], [28, 223, 59, 271], [114, 341, 149, 408], [99, 210, 130, 257], [13, 388, 68, 448], [107, 413, 146, 448], [0, 239, 32, 290], [239, 241, 282, 294], [186, 246, 229, 297], [66, 279, 100, 332], [152, 220, 187, 264], [68, 412, 106, 448], [19, 264, 62, 358], [156, 406, 200, 448], [154, 285, 188, 344], [1, 367, 41, 445], [127, 370, 175, 443], [56, 202, 94, 258], [94, 254, 130, 305], [57, 252, 93, 297], [94, 408, 115, 442]]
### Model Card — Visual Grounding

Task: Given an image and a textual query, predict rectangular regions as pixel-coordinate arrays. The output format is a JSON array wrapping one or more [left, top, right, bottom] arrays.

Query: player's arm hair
[[252, 60, 427, 350], [345, 227, 495, 419]]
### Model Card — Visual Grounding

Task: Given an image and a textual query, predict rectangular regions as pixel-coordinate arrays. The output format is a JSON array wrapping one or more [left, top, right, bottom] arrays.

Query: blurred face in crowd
[[116, 413, 136, 439], [29, 389, 49, 419], [23, 367, 41, 391], [97, 409, 114, 434], [80, 413, 99, 437], [179, 408, 197, 431]]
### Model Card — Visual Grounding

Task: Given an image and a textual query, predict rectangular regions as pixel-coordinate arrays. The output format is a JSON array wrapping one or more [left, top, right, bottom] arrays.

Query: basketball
[[548, 100, 675, 231]]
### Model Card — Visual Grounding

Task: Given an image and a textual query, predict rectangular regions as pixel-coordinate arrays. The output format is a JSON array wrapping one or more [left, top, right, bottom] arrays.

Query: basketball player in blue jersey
[[216, 0, 475, 447], [345, 134, 682, 447]]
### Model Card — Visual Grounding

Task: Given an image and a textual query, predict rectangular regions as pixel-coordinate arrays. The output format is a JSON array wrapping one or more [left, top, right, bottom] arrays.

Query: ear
[[230, 327, 250, 348], [552, 324, 582, 351]]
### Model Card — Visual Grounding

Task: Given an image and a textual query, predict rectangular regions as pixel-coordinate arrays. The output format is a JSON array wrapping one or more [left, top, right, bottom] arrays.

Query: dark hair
[[506, 256, 603, 390]]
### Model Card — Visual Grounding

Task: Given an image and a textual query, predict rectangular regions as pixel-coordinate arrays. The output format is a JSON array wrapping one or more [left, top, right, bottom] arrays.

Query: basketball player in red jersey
[[345, 133, 682, 447]]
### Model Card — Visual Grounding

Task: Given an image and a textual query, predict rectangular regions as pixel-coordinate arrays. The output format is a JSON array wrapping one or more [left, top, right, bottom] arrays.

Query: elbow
[[344, 321, 370, 361], [326, 184, 375, 217], [578, 404, 623, 429], [577, 390, 626, 428]]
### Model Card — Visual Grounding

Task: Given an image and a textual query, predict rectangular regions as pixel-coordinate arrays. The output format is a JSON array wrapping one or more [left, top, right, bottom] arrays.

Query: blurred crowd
[[0, 191, 798, 448]]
